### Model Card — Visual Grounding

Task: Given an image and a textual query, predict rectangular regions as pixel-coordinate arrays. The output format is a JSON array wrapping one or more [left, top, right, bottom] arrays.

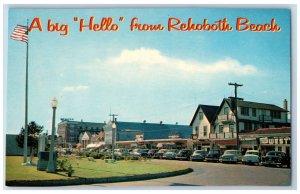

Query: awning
[[213, 139, 237, 146], [86, 142, 105, 148]]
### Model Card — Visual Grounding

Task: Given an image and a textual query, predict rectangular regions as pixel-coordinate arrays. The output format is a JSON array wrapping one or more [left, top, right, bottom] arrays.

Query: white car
[[242, 150, 260, 165]]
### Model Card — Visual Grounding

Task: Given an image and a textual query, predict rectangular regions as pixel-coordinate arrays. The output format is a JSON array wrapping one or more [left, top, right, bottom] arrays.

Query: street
[[83, 159, 291, 188]]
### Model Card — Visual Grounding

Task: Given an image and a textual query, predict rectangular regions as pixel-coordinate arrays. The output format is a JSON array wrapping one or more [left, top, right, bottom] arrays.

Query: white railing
[[209, 132, 236, 139], [218, 114, 235, 122]]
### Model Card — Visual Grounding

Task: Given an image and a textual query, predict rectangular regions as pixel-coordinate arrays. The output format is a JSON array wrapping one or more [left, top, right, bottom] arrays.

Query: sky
[[5, 8, 291, 134]]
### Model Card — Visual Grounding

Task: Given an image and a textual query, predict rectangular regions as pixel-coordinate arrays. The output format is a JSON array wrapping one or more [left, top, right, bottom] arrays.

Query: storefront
[[259, 136, 291, 156], [239, 127, 291, 156]]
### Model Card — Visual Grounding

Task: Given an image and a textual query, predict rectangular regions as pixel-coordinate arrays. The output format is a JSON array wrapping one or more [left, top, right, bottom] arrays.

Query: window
[[199, 112, 203, 120], [244, 122, 252, 131], [271, 111, 281, 119], [278, 146, 282, 152], [195, 126, 199, 135], [252, 108, 257, 117], [203, 126, 208, 137], [229, 124, 234, 133], [241, 107, 249, 116], [219, 125, 224, 133], [224, 107, 229, 115]]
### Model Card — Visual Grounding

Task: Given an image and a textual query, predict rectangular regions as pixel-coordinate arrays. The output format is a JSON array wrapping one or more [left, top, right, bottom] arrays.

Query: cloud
[[62, 85, 90, 92], [79, 47, 258, 84], [107, 47, 257, 75]]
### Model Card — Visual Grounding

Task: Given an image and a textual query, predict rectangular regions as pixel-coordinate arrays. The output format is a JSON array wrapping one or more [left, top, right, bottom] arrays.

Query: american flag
[[11, 25, 28, 43]]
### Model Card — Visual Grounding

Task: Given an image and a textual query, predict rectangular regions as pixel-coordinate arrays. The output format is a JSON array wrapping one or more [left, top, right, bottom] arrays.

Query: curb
[[6, 168, 193, 186]]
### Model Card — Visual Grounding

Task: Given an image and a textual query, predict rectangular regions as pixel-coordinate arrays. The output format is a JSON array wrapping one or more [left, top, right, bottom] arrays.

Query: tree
[[16, 121, 44, 163]]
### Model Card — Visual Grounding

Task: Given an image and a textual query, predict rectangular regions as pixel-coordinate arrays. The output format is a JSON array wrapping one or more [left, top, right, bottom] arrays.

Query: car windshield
[[208, 150, 219, 154], [224, 150, 238, 155], [158, 149, 167, 153], [194, 150, 206, 154], [246, 151, 259, 155]]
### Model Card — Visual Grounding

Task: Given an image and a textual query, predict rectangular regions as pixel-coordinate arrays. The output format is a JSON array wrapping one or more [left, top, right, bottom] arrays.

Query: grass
[[6, 156, 188, 181]]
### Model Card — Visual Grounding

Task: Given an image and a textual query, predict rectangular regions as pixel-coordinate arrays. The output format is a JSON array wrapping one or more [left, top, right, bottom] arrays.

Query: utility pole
[[109, 114, 118, 123], [228, 82, 243, 150], [109, 113, 118, 161]]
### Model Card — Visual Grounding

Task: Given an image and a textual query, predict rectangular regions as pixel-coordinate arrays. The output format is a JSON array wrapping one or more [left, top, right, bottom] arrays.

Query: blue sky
[[6, 8, 291, 134]]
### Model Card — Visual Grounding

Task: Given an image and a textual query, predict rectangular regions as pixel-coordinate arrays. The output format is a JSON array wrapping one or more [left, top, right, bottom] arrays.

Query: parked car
[[242, 150, 260, 165], [205, 149, 221, 162], [130, 149, 149, 158], [191, 150, 208, 162], [219, 150, 242, 164], [261, 151, 290, 168], [163, 149, 179, 160], [114, 149, 130, 157], [175, 149, 193, 160], [147, 149, 158, 158], [153, 149, 168, 159]]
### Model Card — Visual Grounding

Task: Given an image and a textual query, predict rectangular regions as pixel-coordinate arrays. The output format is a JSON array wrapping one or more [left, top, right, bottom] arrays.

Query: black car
[[205, 149, 221, 162], [175, 149, 193, 160], [261, 151, 290, 168], [191, 150, 208, 162]]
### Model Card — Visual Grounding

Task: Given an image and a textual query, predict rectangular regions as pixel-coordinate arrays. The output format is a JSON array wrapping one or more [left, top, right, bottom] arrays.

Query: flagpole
[[22, 19, 29, 164]]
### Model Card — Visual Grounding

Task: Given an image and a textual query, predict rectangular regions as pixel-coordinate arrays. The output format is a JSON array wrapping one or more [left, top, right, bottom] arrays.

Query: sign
[[135, 134, 144, 141], [38, 133, 47, 153], [260, 137, 268, 144]]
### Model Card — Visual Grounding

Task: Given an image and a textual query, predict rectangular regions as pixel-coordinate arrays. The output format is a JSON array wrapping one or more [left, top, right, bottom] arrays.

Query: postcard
[[4, 6, 293, 188]]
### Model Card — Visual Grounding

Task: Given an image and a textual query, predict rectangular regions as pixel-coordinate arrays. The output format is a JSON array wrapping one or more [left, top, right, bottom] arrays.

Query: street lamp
[[47, 97, 58, 173], [111, 122, 117, 162]]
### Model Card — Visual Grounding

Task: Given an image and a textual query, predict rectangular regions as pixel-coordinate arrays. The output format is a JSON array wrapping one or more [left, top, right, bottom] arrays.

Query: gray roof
[[225, 98, 287, 112], [115, 121, 192, 141]]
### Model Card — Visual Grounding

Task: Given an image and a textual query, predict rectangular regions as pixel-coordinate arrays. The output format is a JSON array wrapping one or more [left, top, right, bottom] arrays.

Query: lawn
[[6, 156, 188, 181]]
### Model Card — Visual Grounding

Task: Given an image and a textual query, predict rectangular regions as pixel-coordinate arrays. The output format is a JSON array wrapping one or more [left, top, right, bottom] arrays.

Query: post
[[228, 82, 243, 150], [22, 20, 29, 164], [47, 98, 58, 173]]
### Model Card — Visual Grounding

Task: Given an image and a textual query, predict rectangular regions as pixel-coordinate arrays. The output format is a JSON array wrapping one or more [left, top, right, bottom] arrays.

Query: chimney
[[143, 120, 146, 123], [283, 99, 288, 123], [160, 121, 163, 124], [283, 99, 288, 111]]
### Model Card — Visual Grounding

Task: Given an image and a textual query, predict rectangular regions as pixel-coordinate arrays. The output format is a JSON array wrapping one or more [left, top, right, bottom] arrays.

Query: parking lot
[[88, 159, 292, 187]]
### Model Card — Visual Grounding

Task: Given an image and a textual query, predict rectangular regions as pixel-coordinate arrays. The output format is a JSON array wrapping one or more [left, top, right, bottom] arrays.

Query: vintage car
[[162, 149, 179, 160], [153, 149, 168, 159], [191, 150, 208, 162], [175, 149, 193, 160], [219, 150, 242, 164], [261, 151, 290, 168], [242, 150, 260, 165], [205, 149, 221, 162]]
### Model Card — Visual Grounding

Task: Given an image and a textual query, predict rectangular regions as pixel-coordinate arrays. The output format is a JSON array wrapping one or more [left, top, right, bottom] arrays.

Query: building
[[57, 120, 106, 147], [57, 119, 192, 149], [189, 104, 219, 150], [189, 98, 290, 151], [115, 121, 192, 149], [239, 127, 291, 155]]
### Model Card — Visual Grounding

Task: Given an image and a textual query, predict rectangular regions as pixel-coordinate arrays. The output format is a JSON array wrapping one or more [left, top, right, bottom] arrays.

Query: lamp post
[[111, 122, 116, 162], [47, 97, 58, 173]]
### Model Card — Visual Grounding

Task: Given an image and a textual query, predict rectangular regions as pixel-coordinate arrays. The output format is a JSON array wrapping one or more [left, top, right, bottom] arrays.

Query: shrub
[[56, 156, 77, 177]]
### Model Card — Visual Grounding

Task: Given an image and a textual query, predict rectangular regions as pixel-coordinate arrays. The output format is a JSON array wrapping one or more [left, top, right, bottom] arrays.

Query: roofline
[[189, 105, 201, 126], [189, 104, 219, 126]]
